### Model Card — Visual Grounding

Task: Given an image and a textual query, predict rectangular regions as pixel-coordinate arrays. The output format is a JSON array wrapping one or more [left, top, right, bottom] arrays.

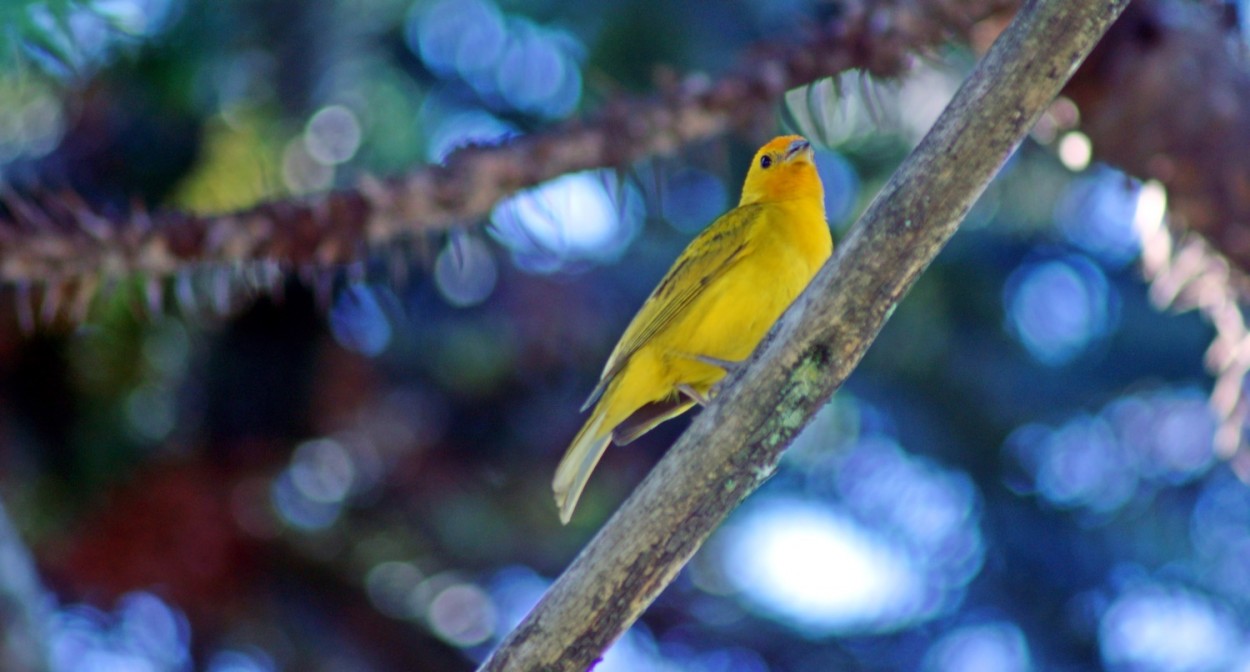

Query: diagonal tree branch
[[5, 0, 1250, 317], [0, 0, 1013, 292], [478, 0, 1129, 669], [2, 0, 1250, 303]]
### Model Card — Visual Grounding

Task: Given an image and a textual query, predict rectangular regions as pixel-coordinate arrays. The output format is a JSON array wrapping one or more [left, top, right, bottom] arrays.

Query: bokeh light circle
[[1004, 253, 1117, 365]]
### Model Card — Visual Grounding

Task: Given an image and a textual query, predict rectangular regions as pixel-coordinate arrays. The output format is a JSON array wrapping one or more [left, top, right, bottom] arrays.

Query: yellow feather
[[553, 135, 833, 523]]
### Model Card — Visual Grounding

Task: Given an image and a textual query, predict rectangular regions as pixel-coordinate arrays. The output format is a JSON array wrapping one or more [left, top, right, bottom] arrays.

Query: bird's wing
[[580, 203, 762, 411]]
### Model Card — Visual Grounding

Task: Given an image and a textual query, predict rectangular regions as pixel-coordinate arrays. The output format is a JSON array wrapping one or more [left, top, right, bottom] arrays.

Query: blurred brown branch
[[478, 0, 1128, 669], [1064, 0, 1250, 479], [1067, 0, 1250, 269], [0, 0, 1016, 316], [8, 0, 1250, 316]]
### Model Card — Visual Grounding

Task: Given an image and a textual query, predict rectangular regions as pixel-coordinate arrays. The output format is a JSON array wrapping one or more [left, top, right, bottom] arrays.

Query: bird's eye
[[759, 155, 773, 169]]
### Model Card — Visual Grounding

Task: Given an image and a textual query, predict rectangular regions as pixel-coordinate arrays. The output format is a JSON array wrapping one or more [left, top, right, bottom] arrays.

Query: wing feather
[[580, 204, 762, 411]]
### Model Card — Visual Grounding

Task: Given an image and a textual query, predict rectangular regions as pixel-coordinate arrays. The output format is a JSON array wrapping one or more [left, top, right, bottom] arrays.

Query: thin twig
[[478, 0, 1129, 669]]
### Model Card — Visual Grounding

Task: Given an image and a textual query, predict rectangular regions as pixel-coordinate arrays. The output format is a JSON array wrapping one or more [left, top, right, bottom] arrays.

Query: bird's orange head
[[739, 135, 824, 206]]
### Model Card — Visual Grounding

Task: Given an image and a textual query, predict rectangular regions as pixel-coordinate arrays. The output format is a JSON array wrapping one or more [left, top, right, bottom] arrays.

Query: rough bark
[[477, 0, 1130, 669]]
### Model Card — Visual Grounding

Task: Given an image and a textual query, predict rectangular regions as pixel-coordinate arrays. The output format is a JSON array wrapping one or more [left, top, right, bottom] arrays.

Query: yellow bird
[[553, 135, 832, 524]]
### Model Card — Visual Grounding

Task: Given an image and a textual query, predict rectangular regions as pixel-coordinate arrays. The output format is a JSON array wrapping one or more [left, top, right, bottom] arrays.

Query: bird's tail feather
[[553, 411, 612, 525]]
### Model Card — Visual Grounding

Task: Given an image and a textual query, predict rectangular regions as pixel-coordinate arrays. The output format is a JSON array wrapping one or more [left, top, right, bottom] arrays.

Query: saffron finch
[[553, 135, 832, 524]]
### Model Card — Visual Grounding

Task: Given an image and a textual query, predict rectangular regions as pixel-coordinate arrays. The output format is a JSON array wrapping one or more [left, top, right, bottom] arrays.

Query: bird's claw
[[695, 354, 743, 373], [677, 383, 712, 407]]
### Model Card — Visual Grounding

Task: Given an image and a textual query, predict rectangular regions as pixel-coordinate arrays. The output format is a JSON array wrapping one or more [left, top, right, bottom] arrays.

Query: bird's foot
[[677, 383, 712, 407], [694, 354, 744, 374]]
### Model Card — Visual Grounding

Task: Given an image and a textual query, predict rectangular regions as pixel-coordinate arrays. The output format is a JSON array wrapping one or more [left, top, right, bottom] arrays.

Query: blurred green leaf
[[1, 0, 83, 73]]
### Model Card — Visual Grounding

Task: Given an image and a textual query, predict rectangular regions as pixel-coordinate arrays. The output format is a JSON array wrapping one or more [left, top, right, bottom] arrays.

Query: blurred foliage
[[1, 0, 91, 74], [0, 1, 1244, 672]]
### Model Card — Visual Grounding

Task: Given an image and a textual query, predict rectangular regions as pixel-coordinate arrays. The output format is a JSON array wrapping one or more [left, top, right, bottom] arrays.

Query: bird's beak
[[785, 138, 813, 162]]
